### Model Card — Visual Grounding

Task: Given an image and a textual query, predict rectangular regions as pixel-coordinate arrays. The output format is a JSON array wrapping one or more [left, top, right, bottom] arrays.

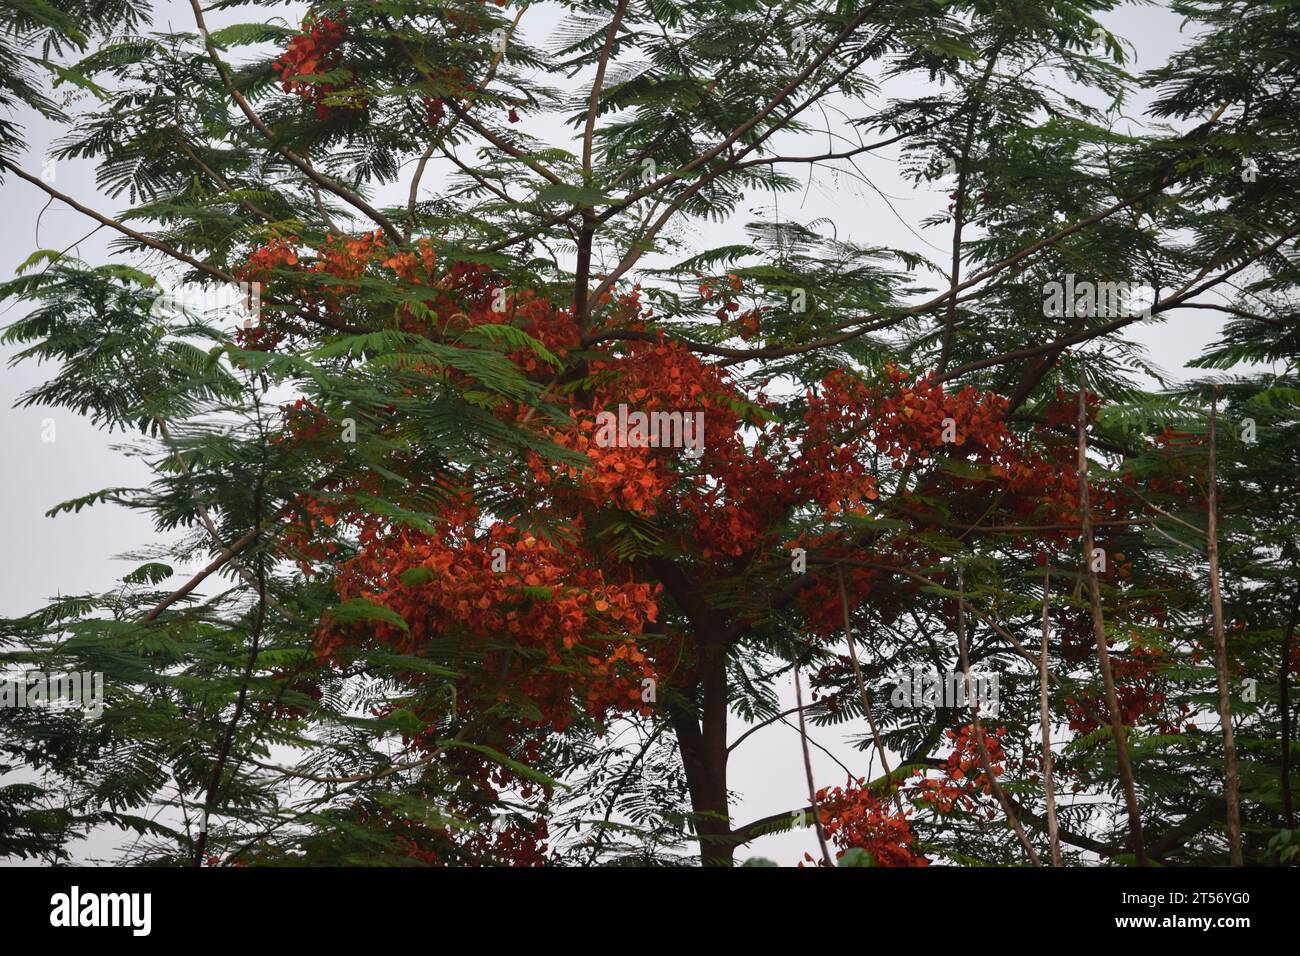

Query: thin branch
[[613, 0, 887, 210], [1282, 587, 1300, 829], [582, 0, 629, 177], [794, 662, 835, 866], [1, 157, 239, 284], [836, 566, 902, 812], [586, 721, 666, 865], [727, 702, 821, 753], [186, 0, 404, 246], [937, 39, 1005, 374], [777, 715, 857, 781], [157, 420, 296, 622], [0, 157, 365, 335], [941, 221, 1300, 381], [586, 183, 1166, 361], [955, 566, 1042, 865], [1038, 567, 1063, 866], [192, 409, 270, 866], [1077, 363, 1149, 865], [1206, 387, 1244, 865]]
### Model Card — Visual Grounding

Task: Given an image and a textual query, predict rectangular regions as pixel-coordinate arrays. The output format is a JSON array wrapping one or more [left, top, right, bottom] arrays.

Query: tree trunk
[[670, 642, 733, 866], [646, 557, 737, 865]]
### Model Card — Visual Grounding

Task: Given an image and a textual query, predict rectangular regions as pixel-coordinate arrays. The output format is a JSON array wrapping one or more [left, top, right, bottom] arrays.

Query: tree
[[2, 0, 1299, 867]]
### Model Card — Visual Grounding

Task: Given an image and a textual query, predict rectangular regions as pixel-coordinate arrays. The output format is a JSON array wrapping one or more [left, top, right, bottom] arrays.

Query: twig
[[955, 566, 1041, 865], [794, 661, 834, 866], [186, 0, 404, 245], [836, 566, 902, 812]]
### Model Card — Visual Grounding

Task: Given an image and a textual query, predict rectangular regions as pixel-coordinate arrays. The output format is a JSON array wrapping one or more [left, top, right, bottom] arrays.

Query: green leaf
[[205, 22, 295, 49], [398, 567, 436, 587], [534, 182, 614, 207], [458, 323, 560, 368], [123, 562, 173, 585], [326, 598, 409, 633], [837, 848, 876, 867]]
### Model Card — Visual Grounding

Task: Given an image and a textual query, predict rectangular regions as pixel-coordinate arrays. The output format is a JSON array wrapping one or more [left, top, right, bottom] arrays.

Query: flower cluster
[[811, 781, 927, 867], [913, 724, 1008, 816], [319, 502, 660, 730], [273, 16, 354, 119], [1064, 645, 1190, 735]]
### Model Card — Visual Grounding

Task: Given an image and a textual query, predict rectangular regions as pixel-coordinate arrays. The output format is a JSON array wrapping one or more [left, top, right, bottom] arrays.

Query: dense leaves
[[2, 0, 1299, 867]]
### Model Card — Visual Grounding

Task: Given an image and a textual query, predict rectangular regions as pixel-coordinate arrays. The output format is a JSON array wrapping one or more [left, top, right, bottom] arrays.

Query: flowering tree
[[2, 0, 1299, 868]]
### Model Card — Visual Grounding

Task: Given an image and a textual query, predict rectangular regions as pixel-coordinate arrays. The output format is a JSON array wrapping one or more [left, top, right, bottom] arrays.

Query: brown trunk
[[574, 215, 594, 328], [670, 642, 733, 866], [646, 557, 735, 864]]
